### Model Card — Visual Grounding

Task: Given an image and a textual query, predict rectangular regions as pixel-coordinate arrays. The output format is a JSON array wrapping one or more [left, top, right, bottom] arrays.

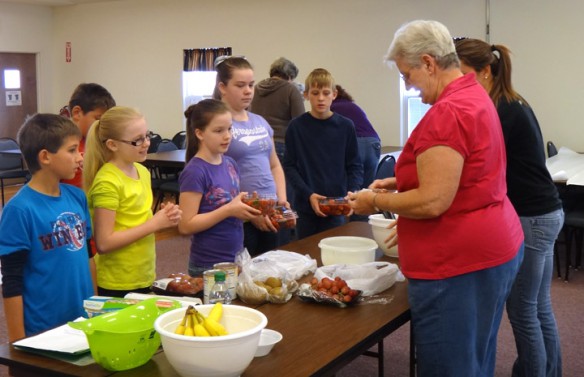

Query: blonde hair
[[304, 68, 335, 92], [83, 106, 144, 191]]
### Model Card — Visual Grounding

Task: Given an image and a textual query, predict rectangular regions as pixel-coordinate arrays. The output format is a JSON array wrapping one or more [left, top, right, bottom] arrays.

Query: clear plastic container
[[242, 192, 277, 215], [269, 206, 299, 230], [318, 197, 351, 216], [209, 271, 232, 304]]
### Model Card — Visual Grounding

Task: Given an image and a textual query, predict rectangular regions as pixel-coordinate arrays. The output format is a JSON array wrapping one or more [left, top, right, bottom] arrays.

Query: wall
[[0, 3, 53, 111], [1, 0, 581, 151], [49, 0, 484, 145], [490, 0, 583, 151]]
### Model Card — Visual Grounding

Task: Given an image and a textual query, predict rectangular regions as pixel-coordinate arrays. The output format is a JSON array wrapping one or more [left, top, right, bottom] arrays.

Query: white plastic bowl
[[254, 329, 283, 357], [154, 305, 268, 377], [319, 236, 378, 265], [368, 214, 399, 258]]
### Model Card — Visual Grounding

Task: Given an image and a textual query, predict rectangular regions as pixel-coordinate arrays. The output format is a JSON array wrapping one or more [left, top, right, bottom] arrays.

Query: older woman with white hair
[[348, 20, 524, 376]]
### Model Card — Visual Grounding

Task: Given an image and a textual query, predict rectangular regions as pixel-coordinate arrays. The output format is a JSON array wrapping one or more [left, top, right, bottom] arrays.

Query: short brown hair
[[18, 114, 81, 174]]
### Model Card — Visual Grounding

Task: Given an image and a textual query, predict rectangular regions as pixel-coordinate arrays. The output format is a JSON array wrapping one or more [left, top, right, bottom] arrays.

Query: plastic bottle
[[209, 270, 232, 304]]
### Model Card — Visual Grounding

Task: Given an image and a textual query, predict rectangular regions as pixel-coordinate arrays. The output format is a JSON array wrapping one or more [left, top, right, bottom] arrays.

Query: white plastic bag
[[235, 249, 299, 304], [257, 250, 317, 280], [314, 262, 404, 296]]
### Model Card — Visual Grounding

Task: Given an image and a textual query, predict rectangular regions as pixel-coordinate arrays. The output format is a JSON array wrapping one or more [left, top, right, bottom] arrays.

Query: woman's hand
[[369, 177, 396, 191], [347, 189, 377, 215], [384, 220, 398, 249]]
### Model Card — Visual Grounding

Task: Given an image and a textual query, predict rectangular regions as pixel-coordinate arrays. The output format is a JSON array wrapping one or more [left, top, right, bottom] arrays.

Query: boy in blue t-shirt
[[0, 114, 94, 342], [283, 68, 363, 239]]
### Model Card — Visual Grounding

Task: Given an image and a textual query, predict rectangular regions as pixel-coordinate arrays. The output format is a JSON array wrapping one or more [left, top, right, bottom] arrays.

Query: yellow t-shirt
[[88, 162, 155, 290]]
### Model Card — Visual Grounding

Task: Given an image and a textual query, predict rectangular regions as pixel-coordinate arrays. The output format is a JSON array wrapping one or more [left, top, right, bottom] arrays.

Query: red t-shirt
[[396, 73, 523, 279], [61, 137, 85, 188]]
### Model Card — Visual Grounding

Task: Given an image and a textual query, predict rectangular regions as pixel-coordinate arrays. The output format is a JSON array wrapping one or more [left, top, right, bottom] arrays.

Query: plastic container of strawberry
[[318, 197, 351, 216], [269, 206, 298, 230], [242, 192, 277, 215]]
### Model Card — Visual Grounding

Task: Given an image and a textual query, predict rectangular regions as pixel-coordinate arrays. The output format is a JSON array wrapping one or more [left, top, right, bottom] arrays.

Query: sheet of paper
[[546, 147, 584, 186], [13, 318, 89, 354], [568, 169, 584, 186]]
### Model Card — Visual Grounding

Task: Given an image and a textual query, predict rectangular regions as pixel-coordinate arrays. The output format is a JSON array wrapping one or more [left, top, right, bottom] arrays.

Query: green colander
[[68, 297, 181, 371]]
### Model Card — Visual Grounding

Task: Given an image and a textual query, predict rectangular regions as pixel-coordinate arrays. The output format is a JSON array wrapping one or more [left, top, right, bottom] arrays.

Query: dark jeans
[[357, 137, 381, 189], [275, 141, 294, 205], [244, 222, 280, 257], [296, 212, 346, 240], [275, 141, 296, 242]]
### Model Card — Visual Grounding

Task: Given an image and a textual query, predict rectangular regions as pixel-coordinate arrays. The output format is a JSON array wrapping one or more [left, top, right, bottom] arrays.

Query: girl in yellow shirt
[[83, 106, 181, 297]]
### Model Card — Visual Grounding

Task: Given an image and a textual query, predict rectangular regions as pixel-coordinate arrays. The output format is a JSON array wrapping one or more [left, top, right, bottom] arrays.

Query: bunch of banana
[[174, 303, 228, 337]]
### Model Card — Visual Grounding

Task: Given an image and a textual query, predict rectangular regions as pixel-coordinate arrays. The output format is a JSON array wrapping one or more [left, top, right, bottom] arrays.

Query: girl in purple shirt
[[178, 99, 260, 277]]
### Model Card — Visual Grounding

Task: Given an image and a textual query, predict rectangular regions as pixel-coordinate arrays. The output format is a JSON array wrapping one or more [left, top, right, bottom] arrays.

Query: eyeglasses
[[213, 55, 247, 69], [114, 132, 153, 147]]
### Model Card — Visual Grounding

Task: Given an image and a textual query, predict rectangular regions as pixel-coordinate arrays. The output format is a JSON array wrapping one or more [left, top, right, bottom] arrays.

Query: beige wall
[[0, 3, 54, 111], [1, 0, 582, 151]]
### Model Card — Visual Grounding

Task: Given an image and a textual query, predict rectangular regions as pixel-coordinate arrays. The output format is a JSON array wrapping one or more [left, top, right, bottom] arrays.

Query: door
[[0, 53, 38, 139]]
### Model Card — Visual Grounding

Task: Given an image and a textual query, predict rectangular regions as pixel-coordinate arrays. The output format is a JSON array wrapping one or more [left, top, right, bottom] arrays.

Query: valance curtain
[[183, 47, 232, 71]]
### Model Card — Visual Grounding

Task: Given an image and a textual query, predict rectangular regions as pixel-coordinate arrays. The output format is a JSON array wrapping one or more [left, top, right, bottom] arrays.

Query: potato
[[265, 277, 282, 288]]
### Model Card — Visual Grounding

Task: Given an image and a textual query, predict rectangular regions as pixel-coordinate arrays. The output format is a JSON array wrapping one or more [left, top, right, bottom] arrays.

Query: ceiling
[[0, 0, 120, 6]]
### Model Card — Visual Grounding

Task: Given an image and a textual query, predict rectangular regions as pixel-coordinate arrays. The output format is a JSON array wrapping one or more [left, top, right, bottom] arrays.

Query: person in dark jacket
[[284, 68, 362, 239]]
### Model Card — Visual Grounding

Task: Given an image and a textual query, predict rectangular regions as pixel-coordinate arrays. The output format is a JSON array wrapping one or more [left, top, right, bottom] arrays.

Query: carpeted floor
[[0, 235, 583, 376]]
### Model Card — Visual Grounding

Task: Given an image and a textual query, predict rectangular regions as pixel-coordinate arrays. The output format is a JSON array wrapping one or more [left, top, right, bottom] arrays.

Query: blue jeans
[[409, 244, 524, 377], [188, 263, 215, 277], [506, 209, 564, 377], [357, 137, 381, 189]]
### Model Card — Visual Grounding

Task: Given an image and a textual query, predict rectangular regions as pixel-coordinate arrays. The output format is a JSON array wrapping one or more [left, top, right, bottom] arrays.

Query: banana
[[208, 302, 223, 322], [193, 315, 211, 337], [184, 310, 195, 336], [174, 307, 190, 335], [203, 316, 228, 336]]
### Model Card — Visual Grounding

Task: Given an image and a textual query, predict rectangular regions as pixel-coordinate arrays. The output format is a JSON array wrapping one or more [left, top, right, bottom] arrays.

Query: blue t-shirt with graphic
[[0, 184, 93, 336], [179, 155, 242, 266], [225, 112, 277, 196]]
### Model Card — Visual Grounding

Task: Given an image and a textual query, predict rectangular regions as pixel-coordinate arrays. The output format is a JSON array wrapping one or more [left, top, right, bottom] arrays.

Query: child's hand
[[249, 215, 278, 232], [309, 193, 327, 217], [154, 202, 182, 229], [162, 202, 182, 224], [229, 192, 262, 220]]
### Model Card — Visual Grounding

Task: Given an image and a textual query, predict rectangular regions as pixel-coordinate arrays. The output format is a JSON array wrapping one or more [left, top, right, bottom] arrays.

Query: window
[[182, 71, 216, 111], [182, 47, 232, 112], [399, 79, 431, 144], [3, 69, 20, 89]]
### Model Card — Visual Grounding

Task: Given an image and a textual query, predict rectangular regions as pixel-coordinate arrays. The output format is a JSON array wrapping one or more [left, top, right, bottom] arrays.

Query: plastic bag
[[257, 250, 317, 280], [235, 249, 298, 304], [314, 262, 404, 297]]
